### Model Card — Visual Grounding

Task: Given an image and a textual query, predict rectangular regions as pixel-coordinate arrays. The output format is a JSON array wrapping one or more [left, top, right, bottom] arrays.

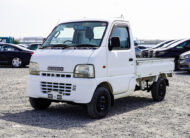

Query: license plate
[[57, 95, 62, 100], [48, 94, 53, 99], [48, 92, 62, 100]]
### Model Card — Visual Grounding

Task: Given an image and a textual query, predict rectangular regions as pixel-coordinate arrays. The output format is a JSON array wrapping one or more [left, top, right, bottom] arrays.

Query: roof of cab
[[58, 17, 129, 24]]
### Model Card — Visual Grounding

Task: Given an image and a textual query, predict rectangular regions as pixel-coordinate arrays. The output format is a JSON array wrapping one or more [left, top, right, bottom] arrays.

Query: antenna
[[114, 14, 125, 20], [120, 14, 124, 19]]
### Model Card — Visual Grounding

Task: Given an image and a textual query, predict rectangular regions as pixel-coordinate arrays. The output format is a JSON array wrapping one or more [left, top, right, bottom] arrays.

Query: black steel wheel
[[29, 97, 51, 110], [87, 87, 111, 119], [151, 78, 166, 101]]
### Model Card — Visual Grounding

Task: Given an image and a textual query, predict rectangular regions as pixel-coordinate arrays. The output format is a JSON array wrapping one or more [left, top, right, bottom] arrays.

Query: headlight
[[74, 64, 95, 78], [180, 54, 190, 59], [184, 55, 190, 59], [29, 61, 40, 75]]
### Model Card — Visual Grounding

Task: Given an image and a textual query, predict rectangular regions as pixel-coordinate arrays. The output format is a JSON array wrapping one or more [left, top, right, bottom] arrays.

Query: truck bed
[[136, 58, 174, 78]]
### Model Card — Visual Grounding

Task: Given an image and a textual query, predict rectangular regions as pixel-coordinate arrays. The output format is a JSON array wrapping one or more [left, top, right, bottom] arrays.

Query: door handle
[[129, 58, 133, 61]]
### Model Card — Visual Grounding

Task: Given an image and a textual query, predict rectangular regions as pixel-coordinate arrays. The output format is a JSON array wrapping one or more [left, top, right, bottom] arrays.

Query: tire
[[87, 87, 111, 119], [12, 57, 22, 68], [29, 97, 51, 110], [151, 78, 166, 101]]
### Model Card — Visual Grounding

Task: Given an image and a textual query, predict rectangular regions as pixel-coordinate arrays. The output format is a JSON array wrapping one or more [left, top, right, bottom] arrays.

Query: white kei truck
[[27, 18, 174, 118]]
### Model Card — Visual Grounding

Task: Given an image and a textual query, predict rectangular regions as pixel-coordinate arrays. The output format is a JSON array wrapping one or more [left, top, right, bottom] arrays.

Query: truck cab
[[27, 18, 174, 118]]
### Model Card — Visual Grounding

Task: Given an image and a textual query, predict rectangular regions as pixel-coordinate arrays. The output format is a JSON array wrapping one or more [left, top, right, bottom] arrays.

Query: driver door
[[107, 25, 136, 95]]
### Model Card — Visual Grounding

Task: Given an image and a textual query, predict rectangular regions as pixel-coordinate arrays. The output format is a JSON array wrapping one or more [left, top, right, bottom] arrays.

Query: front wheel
[[87, 87, 111, 119], [29, 97, 51, 110], [151, 78, 166, 101]]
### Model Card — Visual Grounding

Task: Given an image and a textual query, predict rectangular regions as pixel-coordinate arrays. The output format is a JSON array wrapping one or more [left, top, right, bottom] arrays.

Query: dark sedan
[[0, 43, 33, 67], [179, 50, 190, 72], [154, 39, 190, 70]]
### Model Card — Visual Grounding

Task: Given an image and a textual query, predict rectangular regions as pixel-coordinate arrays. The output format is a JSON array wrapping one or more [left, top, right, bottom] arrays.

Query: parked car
[[154, 39, 190, 70], [141, 40, 174, 58], [179, 51, 190, 72], [148, 39, 182, 58], [0, 43, 33, 67], [148, 40, 180, 58], [135, 47, 142, 58], [28, 43, 42, 50]]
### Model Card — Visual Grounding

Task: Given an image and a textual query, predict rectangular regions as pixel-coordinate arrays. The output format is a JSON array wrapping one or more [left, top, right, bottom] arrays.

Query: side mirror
[[109, 37, 120, 50]]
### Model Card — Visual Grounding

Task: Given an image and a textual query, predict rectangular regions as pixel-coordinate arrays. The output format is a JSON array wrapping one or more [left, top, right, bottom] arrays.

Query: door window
[[0, 45, 4, 51], [176, 40, 190, 49], [4, 46, 18, 51], [110, 26, 130, 50]]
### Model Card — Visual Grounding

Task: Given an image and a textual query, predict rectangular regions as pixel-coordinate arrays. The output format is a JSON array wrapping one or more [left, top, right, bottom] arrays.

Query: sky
[[0, 0, 190, 40]]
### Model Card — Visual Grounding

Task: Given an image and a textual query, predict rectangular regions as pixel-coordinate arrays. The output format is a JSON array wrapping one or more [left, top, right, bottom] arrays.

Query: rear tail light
[[31, 52, 34, 55]]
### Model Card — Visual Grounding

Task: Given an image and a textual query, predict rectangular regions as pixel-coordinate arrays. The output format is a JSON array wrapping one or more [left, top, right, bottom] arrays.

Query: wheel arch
[[97, 81, 114, 106], [159, 73, 169, 86]]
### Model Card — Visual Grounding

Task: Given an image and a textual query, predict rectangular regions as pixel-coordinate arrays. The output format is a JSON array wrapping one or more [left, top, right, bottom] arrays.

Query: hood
[[31, 49, 94, 72]]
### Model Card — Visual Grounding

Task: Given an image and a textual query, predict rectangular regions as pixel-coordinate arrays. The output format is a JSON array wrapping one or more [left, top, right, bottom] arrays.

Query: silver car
[[179, 50, 190, 72]]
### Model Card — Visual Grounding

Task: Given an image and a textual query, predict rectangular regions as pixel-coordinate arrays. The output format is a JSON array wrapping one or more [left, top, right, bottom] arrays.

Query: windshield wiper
[[39, 45, 52, 49], [40, 44, 98, 49], [76, 44, 98, 48], [40, 44, 75, 49], [52, 44, 71, 48]]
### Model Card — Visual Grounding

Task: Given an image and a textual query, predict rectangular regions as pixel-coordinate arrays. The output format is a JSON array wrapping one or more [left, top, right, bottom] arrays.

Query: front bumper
[[27, 74, 97, 104], [179, 58, 190, 70]]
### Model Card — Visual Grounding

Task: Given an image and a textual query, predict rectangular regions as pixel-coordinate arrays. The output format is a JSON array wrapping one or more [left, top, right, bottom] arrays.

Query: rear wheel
[[29, 97, 51, 110], [12, 57, 22, 68], [87, 87, 111, 119], [151, 78, 166, 101]]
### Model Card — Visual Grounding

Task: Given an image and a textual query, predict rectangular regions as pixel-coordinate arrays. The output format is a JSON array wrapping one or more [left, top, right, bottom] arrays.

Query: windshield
[[42, 21, 108, 48], [153, 40, 173, 49], [161, 39, 182, 48]]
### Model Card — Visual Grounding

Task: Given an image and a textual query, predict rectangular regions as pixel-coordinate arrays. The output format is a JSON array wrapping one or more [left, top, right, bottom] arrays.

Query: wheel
[[12, 57, 22, 68], [87, 87, 111, 119], [29, 97, 51, 110], [151, 78, 166, 101]]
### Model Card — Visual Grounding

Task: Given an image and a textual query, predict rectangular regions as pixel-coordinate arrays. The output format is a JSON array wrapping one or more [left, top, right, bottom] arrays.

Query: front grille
[[41, 72, 71, 78], [41, 82, 72, 96]]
